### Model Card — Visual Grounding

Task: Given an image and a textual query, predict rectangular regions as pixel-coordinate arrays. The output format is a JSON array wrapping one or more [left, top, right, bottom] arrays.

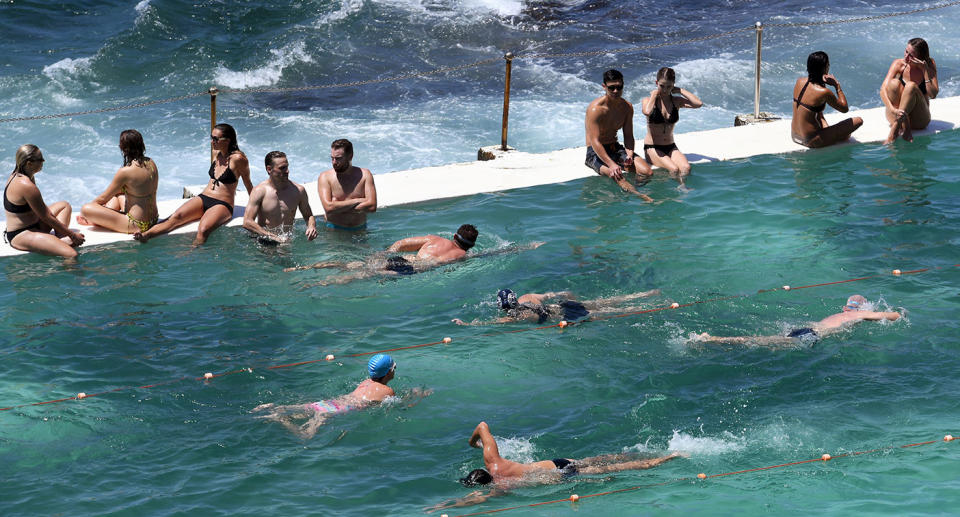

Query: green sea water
[[1, 132, 959, 516]]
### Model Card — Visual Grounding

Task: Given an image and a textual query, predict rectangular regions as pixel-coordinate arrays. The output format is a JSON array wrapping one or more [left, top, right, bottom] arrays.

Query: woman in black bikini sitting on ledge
[[3, 144, 85, 258], [790, 51, 862, 148], [641, 67, 702, 189], [134, 123, 252, 245]]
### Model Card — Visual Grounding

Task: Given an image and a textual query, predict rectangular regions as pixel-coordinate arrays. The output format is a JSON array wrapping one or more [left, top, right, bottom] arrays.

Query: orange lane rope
[[1, 263, 956, 412], [447, 434, 959, 517]]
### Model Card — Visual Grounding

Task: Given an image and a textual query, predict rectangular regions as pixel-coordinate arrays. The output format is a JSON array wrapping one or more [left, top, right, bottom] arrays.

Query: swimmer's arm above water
[[387, 236, 432, 252], [859, 310, 902, 322]]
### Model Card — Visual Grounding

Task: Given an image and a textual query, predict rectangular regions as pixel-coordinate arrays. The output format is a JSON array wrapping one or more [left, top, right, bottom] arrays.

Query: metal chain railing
[[218, 57, 502, 95], [765, 0, 960, 28], [514, 25, 757, 60], [0, 90, 210, 124]]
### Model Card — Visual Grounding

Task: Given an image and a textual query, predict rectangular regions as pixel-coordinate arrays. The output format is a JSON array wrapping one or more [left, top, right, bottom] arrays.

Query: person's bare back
[[696, 295, 901, 348]]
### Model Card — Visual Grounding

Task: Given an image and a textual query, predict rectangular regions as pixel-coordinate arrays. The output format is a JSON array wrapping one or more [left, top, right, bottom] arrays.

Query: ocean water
[[2, 1, 960, 516]]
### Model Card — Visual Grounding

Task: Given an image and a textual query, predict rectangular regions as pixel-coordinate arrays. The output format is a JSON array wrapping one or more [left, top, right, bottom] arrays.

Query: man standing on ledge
[[317, 138, 377, 231], [585, 69, 653, 201], [242, 151, 318, 244]]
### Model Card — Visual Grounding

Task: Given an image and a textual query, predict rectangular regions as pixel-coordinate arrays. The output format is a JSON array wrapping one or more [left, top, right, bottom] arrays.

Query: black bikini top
[[648, 95, 679, 124], [4, 177, 31, 213], [898, 74, 927, 96], [794, 80, 826, 113], [208, 159, 238, 187]]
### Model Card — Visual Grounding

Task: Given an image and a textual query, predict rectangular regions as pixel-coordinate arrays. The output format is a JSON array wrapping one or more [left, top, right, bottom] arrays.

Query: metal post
[[500, 52, 513, 151], [753, 22, 762, 119], [209, 87, 219, 161]]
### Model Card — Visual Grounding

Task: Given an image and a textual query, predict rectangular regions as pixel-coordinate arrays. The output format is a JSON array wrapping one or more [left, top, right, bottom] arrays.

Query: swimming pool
[[2, 126, 958, 515]]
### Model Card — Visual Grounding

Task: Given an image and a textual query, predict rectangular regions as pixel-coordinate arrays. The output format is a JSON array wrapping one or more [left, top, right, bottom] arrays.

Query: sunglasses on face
[[606, 84, 623, 92]]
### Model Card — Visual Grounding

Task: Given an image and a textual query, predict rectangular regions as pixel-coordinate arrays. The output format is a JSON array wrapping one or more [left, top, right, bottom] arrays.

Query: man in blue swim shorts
[[428, 421, 684, 512], [695, 294, 902, 348], [584, 69, 654, 201], [317, 138, 377, 231]]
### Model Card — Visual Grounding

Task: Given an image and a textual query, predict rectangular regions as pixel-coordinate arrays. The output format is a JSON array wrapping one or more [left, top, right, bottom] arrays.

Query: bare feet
[[885, 111, 911, 144], [76, 215, 91, 226]]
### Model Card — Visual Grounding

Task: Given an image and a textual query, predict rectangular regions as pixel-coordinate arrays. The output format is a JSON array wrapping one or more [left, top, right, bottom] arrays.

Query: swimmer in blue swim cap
[[695, 294, 902, 348], [427, 421, 684, 512], [452, 288, 661, 325], [252, 353, 399, 439]]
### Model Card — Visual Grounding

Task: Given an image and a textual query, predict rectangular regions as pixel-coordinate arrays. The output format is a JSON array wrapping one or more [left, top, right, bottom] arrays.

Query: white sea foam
[[135, 0, 151, 13], [665, 430, 745, 455], [495, 434, 540, 463], [213, 42, 314, 89], [42, 57, 94, 81], [317, 0, 365, 24]]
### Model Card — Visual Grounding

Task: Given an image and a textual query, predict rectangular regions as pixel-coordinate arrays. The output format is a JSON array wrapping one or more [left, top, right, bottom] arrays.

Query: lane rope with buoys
[[1, 263, 956, 412], [446, 434, 959, 517]]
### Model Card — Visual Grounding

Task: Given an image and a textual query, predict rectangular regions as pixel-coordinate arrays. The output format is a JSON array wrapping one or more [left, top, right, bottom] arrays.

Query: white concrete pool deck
[[2, 95, 959, 257]]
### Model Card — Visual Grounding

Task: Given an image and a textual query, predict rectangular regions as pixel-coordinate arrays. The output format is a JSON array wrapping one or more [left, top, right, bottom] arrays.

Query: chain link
[[0, 91, 210, 124], [219, 57, 502, 95], [1, 0, 957, 124], [516, 26, 757, 60], [765, 0, 960, 28]]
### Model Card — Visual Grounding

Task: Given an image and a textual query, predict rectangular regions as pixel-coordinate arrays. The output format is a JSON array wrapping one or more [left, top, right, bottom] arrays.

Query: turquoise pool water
[[2, 131, 959, 515]]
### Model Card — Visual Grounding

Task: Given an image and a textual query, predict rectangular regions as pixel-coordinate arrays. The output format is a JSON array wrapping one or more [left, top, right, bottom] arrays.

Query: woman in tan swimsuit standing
[[79, 129, 159, 234], [790, 51, 862, 148]]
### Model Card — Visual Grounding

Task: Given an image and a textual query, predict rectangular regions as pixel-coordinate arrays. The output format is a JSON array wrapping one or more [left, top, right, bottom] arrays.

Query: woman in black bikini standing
[[880, 38, 938, 144], [641, 67, 702, 188], [790, 51, 862, 148], [3, 144, 85, 257], [134, 123, 252, 245]]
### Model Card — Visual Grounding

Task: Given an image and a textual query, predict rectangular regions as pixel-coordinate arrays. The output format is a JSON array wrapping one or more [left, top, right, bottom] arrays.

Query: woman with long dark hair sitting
[[790, 51, 862, 148]]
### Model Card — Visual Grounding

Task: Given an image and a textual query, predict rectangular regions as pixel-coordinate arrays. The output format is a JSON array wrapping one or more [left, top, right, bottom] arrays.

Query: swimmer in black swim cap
[[427, 421, 684, 512], [452, 288, 661, 325]]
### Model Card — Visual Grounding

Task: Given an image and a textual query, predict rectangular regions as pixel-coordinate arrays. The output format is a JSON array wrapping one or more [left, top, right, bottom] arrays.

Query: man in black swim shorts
[[696, 294, 902, 348], [428, 421, 684, 512], [584, 69, 654, 201], [451, 288, 661, 325]]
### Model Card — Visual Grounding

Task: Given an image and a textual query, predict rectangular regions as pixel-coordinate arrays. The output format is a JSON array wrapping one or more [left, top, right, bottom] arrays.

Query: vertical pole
[[209, 87, 219, 161], [501, 52, 513, 151], [754, 22, 762, 119]]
